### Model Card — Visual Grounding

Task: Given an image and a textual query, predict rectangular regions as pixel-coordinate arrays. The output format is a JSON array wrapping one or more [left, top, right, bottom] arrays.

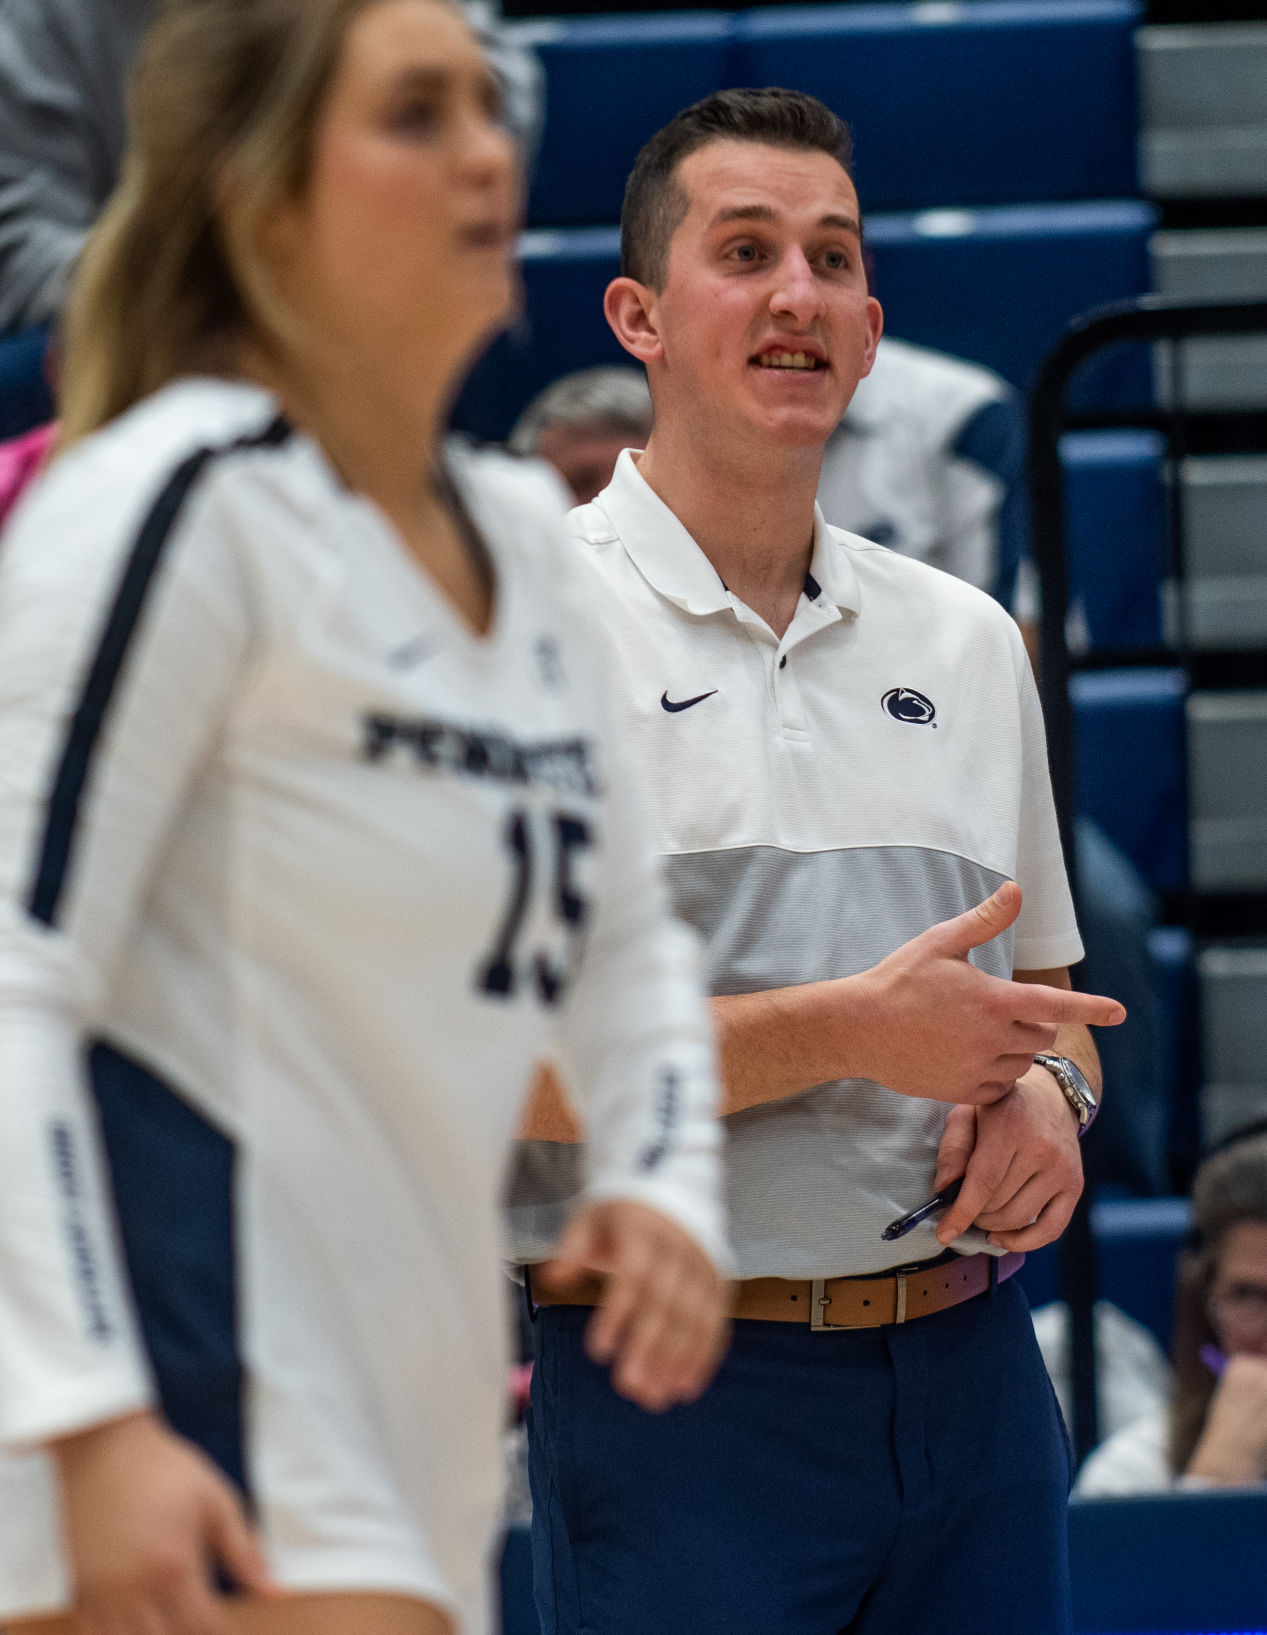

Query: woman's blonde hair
[[59, 0, 381, 445]]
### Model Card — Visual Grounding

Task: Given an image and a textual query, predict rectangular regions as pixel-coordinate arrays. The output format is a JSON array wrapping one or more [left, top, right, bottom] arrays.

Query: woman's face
[[1209, 1219, 1267, 1359], [265, 0, 519, 392]]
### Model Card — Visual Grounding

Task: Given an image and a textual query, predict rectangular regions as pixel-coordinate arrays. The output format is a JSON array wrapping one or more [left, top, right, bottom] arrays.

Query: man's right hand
[[52, 1409, 278, 1634], [840, 882, 1124, 1105]]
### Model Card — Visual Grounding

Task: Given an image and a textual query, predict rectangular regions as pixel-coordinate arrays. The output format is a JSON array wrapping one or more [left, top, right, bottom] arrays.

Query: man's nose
[[769, 248, 823, 325]]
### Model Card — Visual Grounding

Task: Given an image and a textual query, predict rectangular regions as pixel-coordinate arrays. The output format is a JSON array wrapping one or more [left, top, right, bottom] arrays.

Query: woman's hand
[[52, 1409, 278, 1634], [1186, 1354, 1267, 1485], [537, 1199, 729, 1412]]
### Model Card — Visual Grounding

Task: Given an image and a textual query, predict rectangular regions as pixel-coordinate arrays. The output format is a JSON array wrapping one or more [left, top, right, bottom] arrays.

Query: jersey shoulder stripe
[[25, 412, 292, 927]]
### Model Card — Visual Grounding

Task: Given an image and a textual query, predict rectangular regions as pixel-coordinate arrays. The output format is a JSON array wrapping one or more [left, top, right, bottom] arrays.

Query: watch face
[[1038, 1054, 1097, 1128]]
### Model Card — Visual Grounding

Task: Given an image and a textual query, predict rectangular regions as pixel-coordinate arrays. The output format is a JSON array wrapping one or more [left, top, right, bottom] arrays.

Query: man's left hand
[[932, 1065, 1084, 1252]]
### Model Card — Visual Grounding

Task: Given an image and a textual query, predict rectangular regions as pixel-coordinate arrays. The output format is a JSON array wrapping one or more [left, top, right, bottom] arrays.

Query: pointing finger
[[1011, 984, 1126, 1028]]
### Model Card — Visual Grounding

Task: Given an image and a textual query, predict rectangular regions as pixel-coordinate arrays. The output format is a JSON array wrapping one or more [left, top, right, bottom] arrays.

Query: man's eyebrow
[[708, 204, 862, 237], [709, 204, 778, 228]]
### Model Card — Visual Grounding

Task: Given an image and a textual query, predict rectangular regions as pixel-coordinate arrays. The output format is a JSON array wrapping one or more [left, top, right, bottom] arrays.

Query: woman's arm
[[0, 456, 255, 1449], [0, 444, 276, 1625]]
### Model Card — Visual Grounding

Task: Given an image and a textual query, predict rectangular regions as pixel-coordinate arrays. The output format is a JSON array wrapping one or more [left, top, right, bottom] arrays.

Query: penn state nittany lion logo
[[881, 687, 937, 726]]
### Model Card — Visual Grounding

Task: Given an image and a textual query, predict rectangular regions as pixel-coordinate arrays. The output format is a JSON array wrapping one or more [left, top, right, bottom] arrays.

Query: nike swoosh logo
[[661, 690, 718, 713]]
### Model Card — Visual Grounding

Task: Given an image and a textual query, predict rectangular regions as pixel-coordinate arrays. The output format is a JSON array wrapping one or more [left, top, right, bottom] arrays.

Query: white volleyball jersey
[[0, 380, 726, 1629]]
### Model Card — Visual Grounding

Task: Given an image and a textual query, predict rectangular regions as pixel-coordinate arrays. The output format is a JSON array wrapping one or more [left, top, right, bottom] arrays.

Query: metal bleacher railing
[[1028, 294, 1267, 1466]]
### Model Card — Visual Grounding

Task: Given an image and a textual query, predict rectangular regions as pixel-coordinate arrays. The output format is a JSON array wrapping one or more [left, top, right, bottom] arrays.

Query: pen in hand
[[882, 1177, 964, 1243]]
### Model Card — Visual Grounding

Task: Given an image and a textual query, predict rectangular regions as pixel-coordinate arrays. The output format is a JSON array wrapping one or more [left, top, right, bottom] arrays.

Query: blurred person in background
[[509, 364, 653, 505], [1076, 1123, 1267, 1495], [0, 3, 730, 1632], [0, 0, 540, 334], [817, 333, 1028, 610]]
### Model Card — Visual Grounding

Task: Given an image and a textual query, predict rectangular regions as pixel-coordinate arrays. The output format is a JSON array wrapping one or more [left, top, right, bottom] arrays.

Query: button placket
[[772, 637, 808, 737]]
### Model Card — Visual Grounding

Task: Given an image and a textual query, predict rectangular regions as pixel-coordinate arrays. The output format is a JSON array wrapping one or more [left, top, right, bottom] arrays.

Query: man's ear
[[859, 295, 884, 380], [604, 277, 664, 366]]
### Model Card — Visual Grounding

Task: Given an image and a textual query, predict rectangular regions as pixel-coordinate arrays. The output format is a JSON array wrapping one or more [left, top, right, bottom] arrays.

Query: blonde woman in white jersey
[[0, 4, 731, 1633]]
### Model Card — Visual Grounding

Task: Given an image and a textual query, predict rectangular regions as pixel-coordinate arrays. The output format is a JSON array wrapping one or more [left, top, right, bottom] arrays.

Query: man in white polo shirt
[[509, 88, 1124, 1635]]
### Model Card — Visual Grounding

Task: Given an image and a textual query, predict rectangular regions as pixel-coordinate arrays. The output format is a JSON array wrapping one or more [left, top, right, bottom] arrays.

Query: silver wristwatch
[[1034, 1052, 1099, 1137]]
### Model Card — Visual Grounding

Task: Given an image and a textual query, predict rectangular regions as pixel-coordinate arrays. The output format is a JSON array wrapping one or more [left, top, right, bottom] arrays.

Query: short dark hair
[[620, 88, 855, 291]]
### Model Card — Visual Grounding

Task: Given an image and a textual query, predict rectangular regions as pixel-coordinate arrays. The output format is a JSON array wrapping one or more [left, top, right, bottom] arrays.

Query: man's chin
[[751, 412, 841, 451]]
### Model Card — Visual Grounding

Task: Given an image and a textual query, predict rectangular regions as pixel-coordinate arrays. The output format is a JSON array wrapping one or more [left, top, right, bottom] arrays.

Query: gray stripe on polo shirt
[[506, 844, 1012, 1278]]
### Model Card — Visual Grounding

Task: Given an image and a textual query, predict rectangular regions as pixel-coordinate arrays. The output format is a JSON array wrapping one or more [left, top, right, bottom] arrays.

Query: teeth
[[757, 352, 819, 370]]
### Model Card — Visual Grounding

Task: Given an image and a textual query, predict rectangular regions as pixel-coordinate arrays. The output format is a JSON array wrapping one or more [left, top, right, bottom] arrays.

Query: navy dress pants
[[527, 1274, 1073, 1635]]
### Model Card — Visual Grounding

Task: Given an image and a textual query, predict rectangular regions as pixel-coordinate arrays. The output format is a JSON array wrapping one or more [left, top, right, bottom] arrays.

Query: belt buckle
[[811, 1262, 926, 1331]]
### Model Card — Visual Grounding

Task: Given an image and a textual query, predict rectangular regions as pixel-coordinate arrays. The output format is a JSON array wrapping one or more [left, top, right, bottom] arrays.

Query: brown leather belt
[[531, 1250, 1024, 1331]]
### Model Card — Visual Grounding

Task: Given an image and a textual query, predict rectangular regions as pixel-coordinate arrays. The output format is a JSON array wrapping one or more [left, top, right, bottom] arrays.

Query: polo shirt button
[[779, 655, 787, 670]]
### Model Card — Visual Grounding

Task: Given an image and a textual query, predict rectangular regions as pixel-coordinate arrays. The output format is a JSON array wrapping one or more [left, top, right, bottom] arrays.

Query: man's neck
[[635, 427, 822, 639]]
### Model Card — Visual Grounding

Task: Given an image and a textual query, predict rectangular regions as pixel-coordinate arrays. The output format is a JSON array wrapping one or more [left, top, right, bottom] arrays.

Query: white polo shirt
[[509, 449, 1082, 1279]]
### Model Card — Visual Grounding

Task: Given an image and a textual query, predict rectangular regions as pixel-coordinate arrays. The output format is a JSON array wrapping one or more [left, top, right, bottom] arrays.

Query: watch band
[[1033, 1051, 1099, 1137]]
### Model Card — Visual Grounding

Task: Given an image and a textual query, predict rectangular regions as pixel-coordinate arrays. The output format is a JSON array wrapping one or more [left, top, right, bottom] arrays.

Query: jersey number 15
[[477, 806, 592, 1007]]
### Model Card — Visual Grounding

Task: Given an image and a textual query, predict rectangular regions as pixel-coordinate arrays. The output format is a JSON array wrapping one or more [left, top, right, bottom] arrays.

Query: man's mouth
[[753, 351, 826, 371]]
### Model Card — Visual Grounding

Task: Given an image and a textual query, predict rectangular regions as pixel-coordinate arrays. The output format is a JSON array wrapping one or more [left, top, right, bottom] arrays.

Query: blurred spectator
[[0, 0, 540, 334], [817, 335, 1027, 610], [817, 333, 1171, 1196], [1076, 1124, 1267, 1495], [509, 365, 652, 504], [1031, 1298, 1171, 1446], [0, 0, 148, 331]]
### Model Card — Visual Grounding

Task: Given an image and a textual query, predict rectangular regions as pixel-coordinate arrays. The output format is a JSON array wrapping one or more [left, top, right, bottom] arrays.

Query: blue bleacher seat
[[734, 0, 1141, 214], [452, 201, 1155, 441], [1017, 1196, 1191, 1349], [1092, 1195, 1192, 1347], [0, 325, 54, 441], [1071, 668, 1188, 893], [1069, 1490, 1267, 1634], [454, 227, 624, 442], [520, 13, 733, 227], [864, 199, 1155, 392], [1063, 431, 1166, 652], [520, 2, 1142, 229]]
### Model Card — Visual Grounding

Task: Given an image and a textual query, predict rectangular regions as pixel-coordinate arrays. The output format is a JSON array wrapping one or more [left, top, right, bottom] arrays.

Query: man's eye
[[823, 249, 849, 271], [732, 243, 759, 263]]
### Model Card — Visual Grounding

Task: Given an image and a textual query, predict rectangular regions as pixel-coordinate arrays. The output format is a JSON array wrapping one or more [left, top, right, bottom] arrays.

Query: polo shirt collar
[[598, 447, 862, 619]]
